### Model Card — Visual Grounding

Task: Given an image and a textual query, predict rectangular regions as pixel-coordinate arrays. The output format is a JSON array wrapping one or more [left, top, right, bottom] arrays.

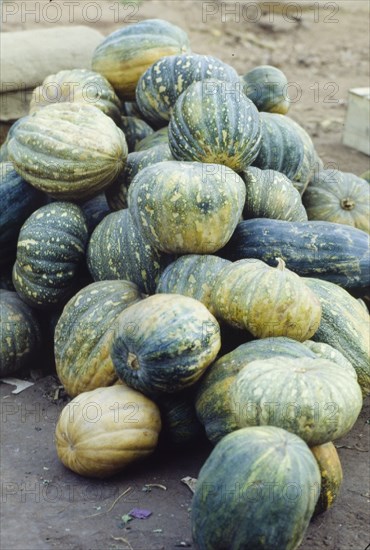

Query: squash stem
[[127, 352, 139, 370]]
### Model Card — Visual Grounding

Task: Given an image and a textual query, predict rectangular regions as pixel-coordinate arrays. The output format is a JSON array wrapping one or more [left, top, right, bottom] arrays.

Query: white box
[[343, 87, 370, 156]]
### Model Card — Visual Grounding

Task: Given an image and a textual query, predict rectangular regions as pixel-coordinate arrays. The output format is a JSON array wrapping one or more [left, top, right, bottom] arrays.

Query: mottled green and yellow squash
[[119, 116, 154, 152], [311, 442, 343, 516], [135, 127, 169, 151], [240, 64, 290, 114]]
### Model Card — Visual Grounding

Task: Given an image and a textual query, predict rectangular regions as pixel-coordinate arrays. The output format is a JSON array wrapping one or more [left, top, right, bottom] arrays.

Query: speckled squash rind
[[240, 65, 290, 114], [0, 116, 29, 162], [8, 103, 127, 200], [168, 79, 261, 171], [91, 19, 191, 101], [311, 442, 343, 516], [111, 293, 221, 396], [211, 258, 322, 340], [119, 116, 154, 152], [242, 166, 308, 222], [135, 127, 169, 151], [12, 202, 88, 310], [79, 193, 111, 235], [231, 356, 362, 445], [136, 53, 239, 128], [191, 426, 321, 550], [128, 160, 246, 254], [303, 169, 370, 233]]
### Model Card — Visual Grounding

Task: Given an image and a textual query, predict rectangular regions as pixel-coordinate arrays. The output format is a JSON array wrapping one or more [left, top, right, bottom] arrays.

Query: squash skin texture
[[91, 19, 191, 101], [8, 103, 127, 200], [55, 280, 143, 397], [311, 441, 343, 516], [211, 258, 321, 340], [231, 356, 362, 446], [240, 64, 290, 114], [168, 79, 261, 171], [55, 385, 161, 478], [128, 160, 246, 254], [191, 426, 321, 550], [111, 293, 221, 396]]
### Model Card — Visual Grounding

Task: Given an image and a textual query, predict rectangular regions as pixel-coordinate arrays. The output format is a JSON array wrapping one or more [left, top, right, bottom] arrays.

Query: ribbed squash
[[159, 391, 204, 446], [231, 356, 362, 445], [311, 442, 343, 516], [242, 166, 307, 222], [135, 127, 169, 151], [192, 426, 320, 550], [195, 337, 358, 444], [111, 294, 221, 396], [303, 169, 370, 233], [122, 101, 142, 118], [220, 218, 370, 288], [55, 385, 161, 478], [8, 103, 127, 200], [168, 79, 261, 171], [240, 64, 290, 114], [305, 278, 370, 396], [128, 161, 246, 254], [136, 53, 239, 128], [91, 19, 191, 101], [0, 116, 29, 162], [29, 69, 122, 124], [87, 209, 173, 294], [253, 113, 317, 195], [79, 193, 111, 235], [13, 202, 88, 309], [0, 161, 45, 267], [211, 258, 321, 340], [55, 280, 143, 397], [156, 254, 231, 316], [0, 289, 42, 377], [120, 116, 153, 152]]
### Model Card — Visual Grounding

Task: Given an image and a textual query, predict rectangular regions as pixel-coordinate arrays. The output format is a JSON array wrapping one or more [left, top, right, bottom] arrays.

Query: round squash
[[111, 293, 221, 396], [136, 53, 239, 128], [128, 160, 246, 254], [122, 101, 143, 118], [168, 79, 261, 171], [13, 202, 88, 309], [311, 442, 343, 516], [159, 390, 204, 446], [0, 116, 29, 162], [231, 356, 362, 445], [79, 193, 111, 235], [91, 19, 191, 101], [240, 64, 290, 114], [0, 289, 42, 377], [8, 103, 127, 200], [303, 169, 370, 233], [191, 426, 321, 550], [55, 384, 161, 478], [211, 258, 321, 340], [55, 280, 143, 397], [29, 68, 122, 124], [242, 166, 308, 222], [135, 127, 169, 151], [119, 115, 154, 152]]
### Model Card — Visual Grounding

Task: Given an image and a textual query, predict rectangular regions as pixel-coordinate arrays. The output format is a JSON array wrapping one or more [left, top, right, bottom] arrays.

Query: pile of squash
[[1, 18, 369, 550]]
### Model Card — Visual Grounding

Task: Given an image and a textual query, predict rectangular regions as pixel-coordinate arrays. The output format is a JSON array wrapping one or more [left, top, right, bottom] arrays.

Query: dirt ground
[[1, 1, 370, 549]]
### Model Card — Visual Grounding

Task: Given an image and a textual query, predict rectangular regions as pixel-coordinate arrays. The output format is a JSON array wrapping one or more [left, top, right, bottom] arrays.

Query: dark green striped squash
[[168, 79, 261, 171], [242, 166, 307, 222], [135, 127, 169, 151], [111, 293, 221, 397], [55, 280, 143, 397], [220, 218, 370, 288], [303, 169, 370, 233], [13, 202, 88, 310], [240, 64, 290, 114], [79, 193, 111, 235], [128, 161, 246, 254], [158, 390, 204, 446], [136, 53, 239, 128], [8, 103, 127, 200], [91, 19, 191, 101], [122, 101, 143, 118], [0, 289, 42, 377], [119, 116, 154, 152], [311, 442, 343, 516], [191, 426, 320, 550]]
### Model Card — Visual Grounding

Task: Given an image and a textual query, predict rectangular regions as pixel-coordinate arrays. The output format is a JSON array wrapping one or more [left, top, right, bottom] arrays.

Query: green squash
[[79, 193, 111, 235], [135, 127, 169, 151], [253, 113, 317, 195], [158, 390, 204, 446], [8, 103, 127, 200], [192, 426, 321, 550], [136, 53, 239, 128], [119, 116, 154, 152], [305, 278, 370, 396], [220, 218, 370, 288], [211, 258, 321, 340], [29, 68, 122, 124], [242, 166, 308, 222], [111, 293, 221, 396], [55, 280, 143, 397], [92, 19, 191, 101], [87, 209, 173, 295], [122, 101, 143, 118], [168, 79, 261, 171], [156, 254, 231, 316], [311, 442, 343, 516], [0, 289, 42, 377], [240, 64, 290, 114], [128, 160, 246, 254], [231, 356, 362, 445], [0, 116, 29, 162], [303, 169, 370, 233], [13, 202, 88, 310]]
